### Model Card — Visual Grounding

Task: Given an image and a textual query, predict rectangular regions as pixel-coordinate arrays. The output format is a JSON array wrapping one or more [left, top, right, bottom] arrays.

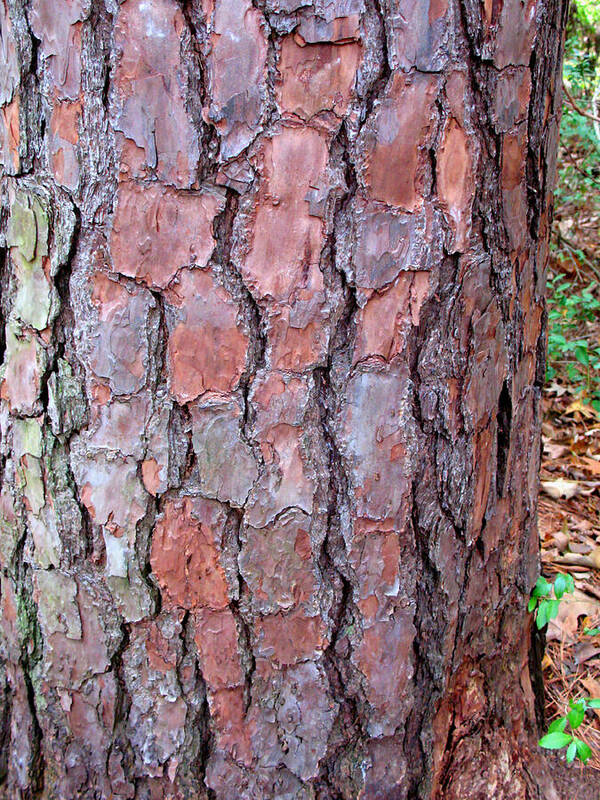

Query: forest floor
[[538, 4, 600, 792]]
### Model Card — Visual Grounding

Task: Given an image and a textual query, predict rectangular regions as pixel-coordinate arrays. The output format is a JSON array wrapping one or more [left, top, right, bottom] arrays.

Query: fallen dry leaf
[[546, 381, 569, 397], [566, 399, 600, 419], [574, 641, 600, 665], [544, 441, 570, 459], [568, 540, 593, 554], [583, 677, 600, 715], [547, 591, 600, 643], [579, 482, 600, 496], [541, 478, 581, 500], [552, 530, 570, 551], [582, 426, 600, 438], [580, 583, 600, 602], [553, 549, 600, 569], [581, 456, 600, 476]]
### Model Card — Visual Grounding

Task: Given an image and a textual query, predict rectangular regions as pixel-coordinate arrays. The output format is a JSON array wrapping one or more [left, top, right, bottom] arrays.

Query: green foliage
[[528, 573, 574, 630], [571, 0, 600, 29], [539, 697, 599, 764], [539, 0, 600, 771], [530, 574, 600, 765], [547, 0, 600, 413], [546, 276, 600, 412], [556, 7, 599, 209]]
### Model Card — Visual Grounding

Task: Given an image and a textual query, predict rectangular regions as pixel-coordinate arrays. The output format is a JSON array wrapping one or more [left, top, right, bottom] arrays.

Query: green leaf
[[587, 699, 600, 709], [533, 576, 552, 598], [575, 345, 589, 366], [528, 597, 537, 613], [548, 717, 568, 734], [554, 574, 567, 599], [566, 741, 577, 764], [548, 599, 560, 621], [565, 574, 575, 594], [568, 704, 585, 730], [539, 732, 573, 749], [537, 601, 550, 630], [574, 738, 592, 763], [584, 627, 600, 636]]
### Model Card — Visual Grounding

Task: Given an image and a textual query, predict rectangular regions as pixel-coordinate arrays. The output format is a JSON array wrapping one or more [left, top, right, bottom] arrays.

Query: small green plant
[[530, 574, 600, 765], [528, 573, 575, 629], [548, 1, 600, 410], [557, 4, 600, 212], [539, 697, 600, 764], [546, 276, 600, 413]]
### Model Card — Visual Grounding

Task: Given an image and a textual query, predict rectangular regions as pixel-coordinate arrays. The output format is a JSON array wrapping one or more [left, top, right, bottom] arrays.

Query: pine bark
[[0, 0, 567, 798]]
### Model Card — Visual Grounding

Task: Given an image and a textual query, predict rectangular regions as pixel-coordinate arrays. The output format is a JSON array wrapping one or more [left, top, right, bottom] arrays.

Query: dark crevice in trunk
[[0, 675, 12, 786], [16, 578, 45, 798], [526, 44, 542, 242], [92, 0, 117, 120], [0, 243, 7, 371], [0, 203, 6, 531], [404, 314, 448, 796], [173, 402, 196, 487], [356, 0, 391, 129], [79, 1, 117, 225], [136, 500, 161, 617], [529, 620, 547, 735], [456, 0, 516, 332], [177, 0, 221, 178], [109, 621, 131, 739], [435, 546, 478, 789], [313, 360, 366, 798], [190, 690, 215, 796], [39, 197, 97, 567], [526, 0, 569, 245], [496, 380, 512, 497], [106, 620, 136, 794], [404, 481, 438, 799], [174, 609, 212, 796], [226, 505, 256, 715], [197, 689, 217, 800], [21, 664, 44, 798], [311, 114, 364, 794], [8, 0, 43, 174], [211, 188, 267, 457], [535, 308, 549, 391], [370, 0, 391, 85], [39, 192, 79, 412], [248, 0, 281, 141], [405, 249, 473, 796], [147, 288, 168, 388]]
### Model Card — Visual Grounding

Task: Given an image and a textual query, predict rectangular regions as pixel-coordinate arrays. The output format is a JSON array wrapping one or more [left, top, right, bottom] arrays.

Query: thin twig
[[556, 234, 600, 280], [562, 145, 600, 187], [563, 81, 600, 126]]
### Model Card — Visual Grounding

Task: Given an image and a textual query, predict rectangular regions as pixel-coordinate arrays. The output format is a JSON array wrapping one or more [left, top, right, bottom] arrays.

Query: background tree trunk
[[0, 0, 567, 797]]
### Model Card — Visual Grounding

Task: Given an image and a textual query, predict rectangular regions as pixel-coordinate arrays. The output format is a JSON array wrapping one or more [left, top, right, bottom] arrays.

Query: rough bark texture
[[0, 0, 567, 798]]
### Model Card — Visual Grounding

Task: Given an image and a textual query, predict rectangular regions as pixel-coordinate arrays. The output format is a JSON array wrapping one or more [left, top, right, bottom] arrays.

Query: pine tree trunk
[[0, 0, 567, 797]]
